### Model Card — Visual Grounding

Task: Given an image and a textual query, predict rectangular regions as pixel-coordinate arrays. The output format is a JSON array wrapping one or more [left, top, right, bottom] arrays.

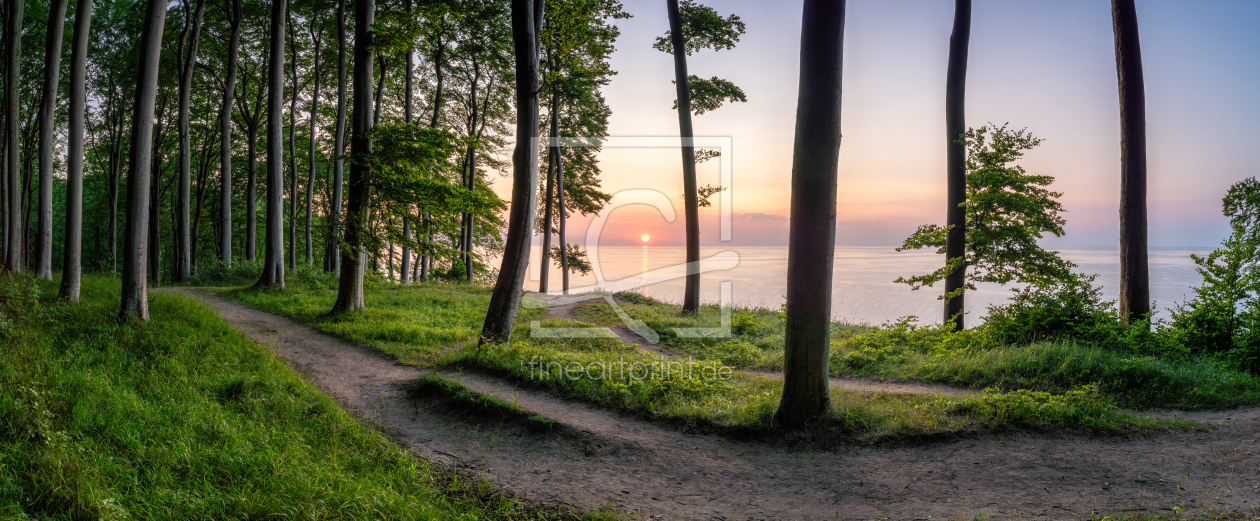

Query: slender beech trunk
[[307, 22, 322, 267], [3, 0, 23, 273], [191, 126, 213, 269], [119, 0, 169, 321], [175, 0, 205, 282], [257, 0, 288, 288], [1112, 0, 1149, 324], [220, 0, 241, 265], [557, 125, 568, 293], [539, 142, 555, 293], [401, 0, 413, 283], [943, 0, 970, 329], [776, 0, 846, 430], [374, 55, 387, 126], [287, 12, 297, 272], [422, 19, 446, 281], [107, 85, 120, 271], [666, 0, 699, 314], [59, 0, 92, 301], [326, 0, 346, 274], [329, 0, 374, 313], [480, 0, 542, 344], [36, 0, 68, 280]]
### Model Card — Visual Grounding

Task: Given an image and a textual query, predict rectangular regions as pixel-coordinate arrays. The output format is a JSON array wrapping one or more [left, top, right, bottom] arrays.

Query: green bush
[[1166, 225, 1260, 372], [694, 339, 765, 368], [984, 273, 1133, 347], [830, 317, 995, 371]]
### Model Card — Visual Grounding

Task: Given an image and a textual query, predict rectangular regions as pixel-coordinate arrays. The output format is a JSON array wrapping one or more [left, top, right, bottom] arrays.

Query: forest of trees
[[0, 0, 626, 312], [0, 0, 1154, 425]]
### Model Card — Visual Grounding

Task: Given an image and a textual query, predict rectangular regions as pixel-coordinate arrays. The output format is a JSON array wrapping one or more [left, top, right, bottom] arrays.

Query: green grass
[[218, 283, 1194, 441], [577, 294, 1260, 410], [0, 274, 618, 520]]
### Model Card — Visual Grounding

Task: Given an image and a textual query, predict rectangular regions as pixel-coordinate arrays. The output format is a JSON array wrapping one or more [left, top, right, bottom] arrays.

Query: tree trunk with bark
[[480, 0, 542, 344], [330, 0, 375, 313], [326, 0, 347, 274], [119, 0, 169, 321], [776, 0, 846, 430], [175, 0, 205, 282], [220, 0, 241, 265], [307, 21, 323, 267], [257, 0, 288, 288], [36, 0, 68, 280], [666, 0, 700, 314], [3, 0, 23, 273], [943, 0, 970, 329], [1112, 0, 1149, 324], [59, 0, 92, 301]]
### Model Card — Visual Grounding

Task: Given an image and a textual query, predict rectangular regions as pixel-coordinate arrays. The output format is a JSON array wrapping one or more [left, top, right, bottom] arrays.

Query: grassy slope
[[223, 283, 1194, 441], [0, 275, 615, 520]]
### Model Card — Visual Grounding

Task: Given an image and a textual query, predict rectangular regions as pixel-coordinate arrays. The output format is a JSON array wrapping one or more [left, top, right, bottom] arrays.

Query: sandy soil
[[165, 288, 1260, 520]]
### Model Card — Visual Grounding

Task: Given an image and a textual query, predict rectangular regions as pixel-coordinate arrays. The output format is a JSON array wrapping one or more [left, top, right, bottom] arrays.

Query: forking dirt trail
[[165, 288, 1260, 520]]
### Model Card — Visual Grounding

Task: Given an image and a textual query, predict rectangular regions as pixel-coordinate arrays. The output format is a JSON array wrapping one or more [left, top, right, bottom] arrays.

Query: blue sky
[[513, 0, 1260, 247]]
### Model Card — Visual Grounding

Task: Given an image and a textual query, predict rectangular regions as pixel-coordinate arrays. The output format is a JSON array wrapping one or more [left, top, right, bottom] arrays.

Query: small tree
[[896, 124, 1073, 326]]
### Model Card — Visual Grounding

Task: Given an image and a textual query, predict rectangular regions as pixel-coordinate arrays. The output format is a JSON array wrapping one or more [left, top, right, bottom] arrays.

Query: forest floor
[[168, 287, 1260, 521]]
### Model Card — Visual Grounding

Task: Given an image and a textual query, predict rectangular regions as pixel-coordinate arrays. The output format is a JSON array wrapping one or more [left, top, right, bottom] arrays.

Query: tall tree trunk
[[220, 0, 241, 265], [287, 12, 297, 272], [307, 23, 322, 267], [330, 0, 374, 313], [175, 0, 205, 282], [401, 0, 413, 283], [480, 0, 542, 344], [59, 0, 92, 301], [422, 19, 445, 281], [107, 86, 120, 272], [776, 0, 846, 430], [326, 0, 347, 274], [3, 0, 23, 273], [191, 125, 213, 270], [539, 142, 555, 293], [149, 98, 167, 285], [943, 0, 970, 329], [557, 128, 568, 293], [119, 0, 169, 321], [36, 0, 68, 280], [1112, 0, 1149, 324], [257, 0, 288, 288], [666, 0, 700, 314], [374, 55, 387, 125], [246, 118, 258, 261]]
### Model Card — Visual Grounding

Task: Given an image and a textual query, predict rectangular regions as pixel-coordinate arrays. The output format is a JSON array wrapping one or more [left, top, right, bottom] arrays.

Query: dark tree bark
[[175, 0, 205, 282], [3, 0, 23, 273], [776, 0, 846, 430], [666, 0, 700, 314], [325, 0, 347, 274], [329, 0, 374, 313], [36, 0, 68, 280], [287, 12, 297, 272], [59, 0, 92, 301], [119, 0, 169, 320], [539, 117, 555, 293], [480, 0, 543, 344], [307, 19, 323, 267], [1112, 0, 1149, 323], [943, 0, 970, 329], [220, 0, 242, 265], [257, 0, 288, 288], [422, 16, 445, 281]]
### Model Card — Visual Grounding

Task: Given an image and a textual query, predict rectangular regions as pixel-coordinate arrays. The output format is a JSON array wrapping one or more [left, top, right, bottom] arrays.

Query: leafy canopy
[[897, 124, 1072, 293], [652, 0, 745, 56]]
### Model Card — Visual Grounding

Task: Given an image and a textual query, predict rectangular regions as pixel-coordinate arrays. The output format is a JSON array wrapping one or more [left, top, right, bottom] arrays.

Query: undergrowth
[[0, 274, 617, 520]]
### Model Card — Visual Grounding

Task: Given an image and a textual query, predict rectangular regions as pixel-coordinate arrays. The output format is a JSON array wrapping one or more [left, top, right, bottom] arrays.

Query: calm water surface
[[528, 246, 1209, 325]]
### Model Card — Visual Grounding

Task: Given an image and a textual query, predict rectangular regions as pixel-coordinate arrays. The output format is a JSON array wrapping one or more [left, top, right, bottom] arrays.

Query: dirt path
[[165, 288, 1260, 520]]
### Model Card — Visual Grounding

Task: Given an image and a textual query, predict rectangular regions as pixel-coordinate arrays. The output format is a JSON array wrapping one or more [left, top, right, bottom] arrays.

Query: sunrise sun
[[641, 234, 650, 243]]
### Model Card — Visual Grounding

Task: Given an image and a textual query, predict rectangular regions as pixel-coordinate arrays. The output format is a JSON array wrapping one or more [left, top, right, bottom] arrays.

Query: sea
[[526, 246, 1211, 325]]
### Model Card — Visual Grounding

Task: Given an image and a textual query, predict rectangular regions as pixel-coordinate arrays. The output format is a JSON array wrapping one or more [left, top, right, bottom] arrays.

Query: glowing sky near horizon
[[493, 0, 1260, 248]]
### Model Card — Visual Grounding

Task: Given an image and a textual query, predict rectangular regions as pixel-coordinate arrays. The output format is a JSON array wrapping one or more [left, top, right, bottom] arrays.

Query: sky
[[491, 0, 1260, 248]]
